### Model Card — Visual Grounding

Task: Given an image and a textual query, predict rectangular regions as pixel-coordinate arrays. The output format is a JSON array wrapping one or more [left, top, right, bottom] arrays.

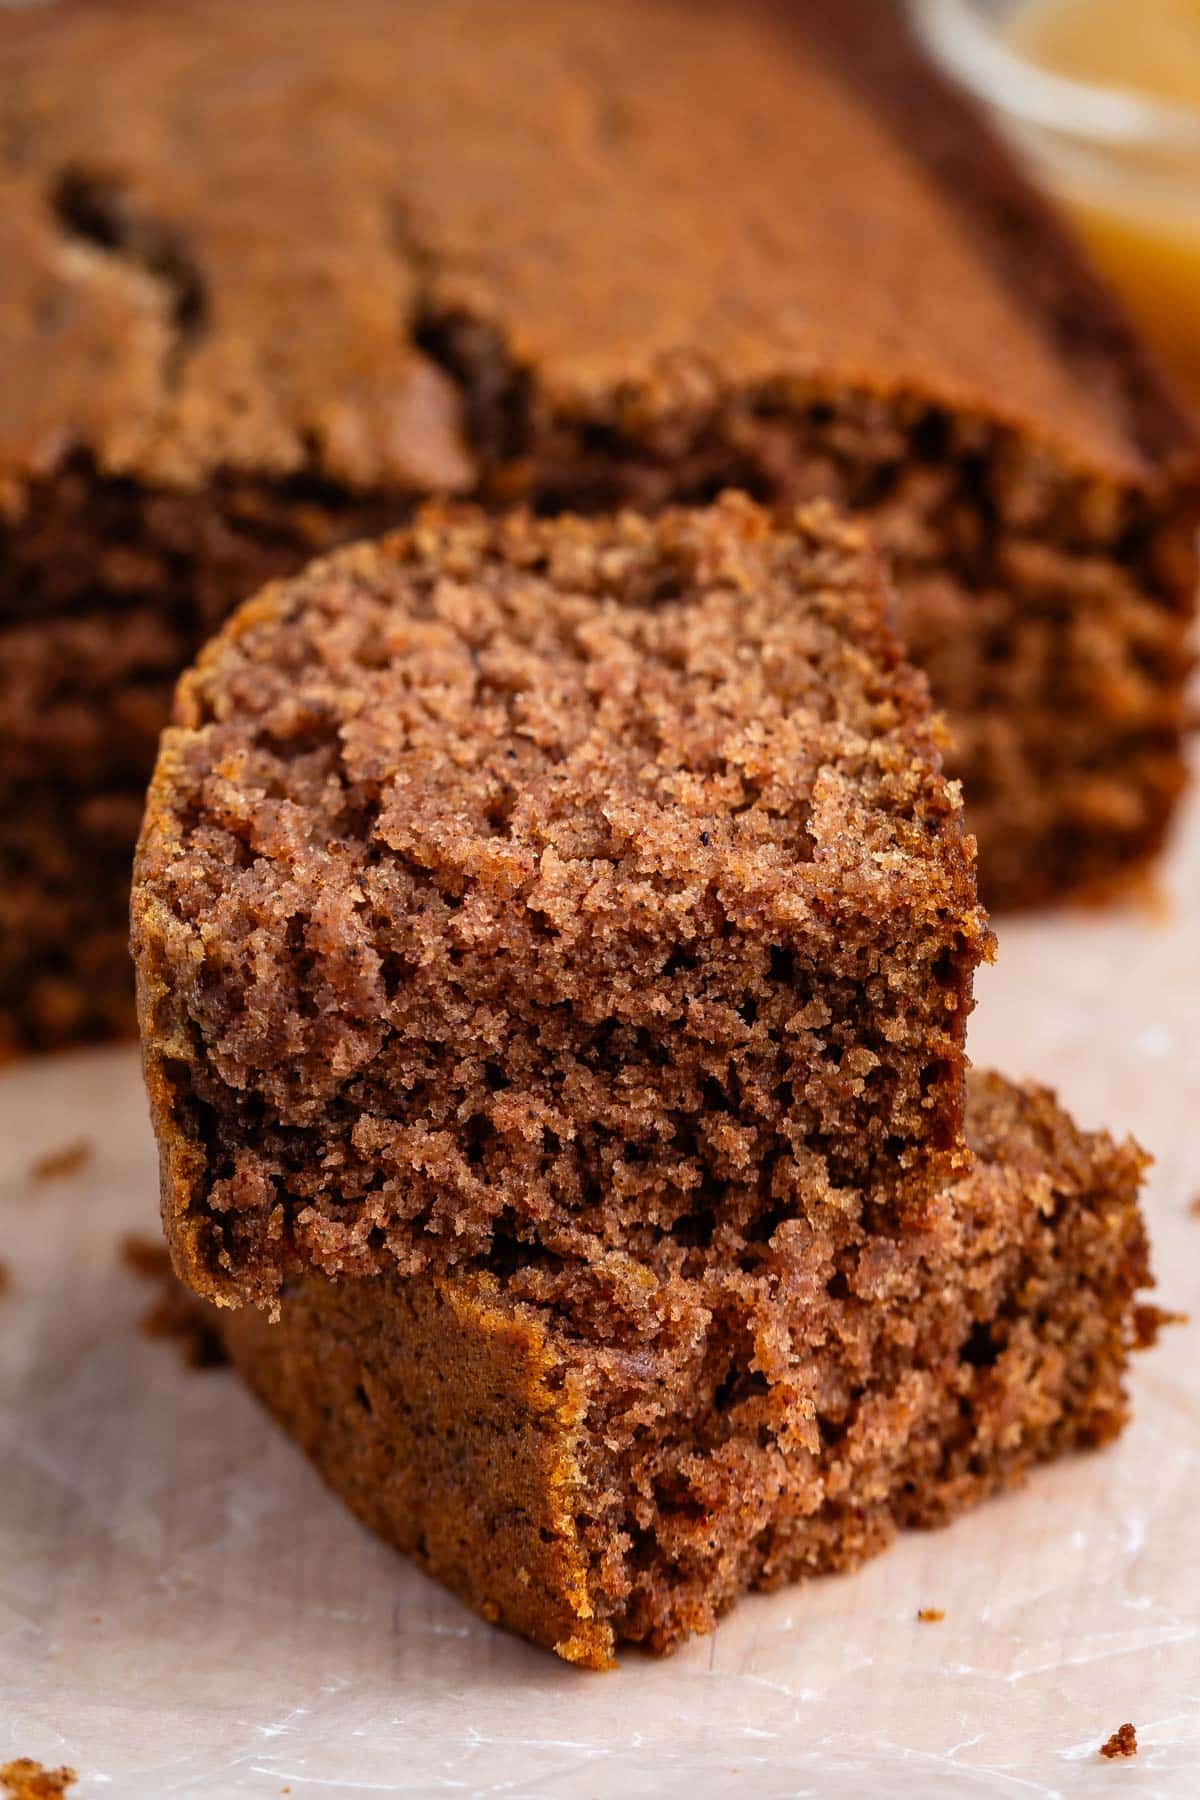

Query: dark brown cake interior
[[222, 1072, 1150, 1663], [0, 471, 403, 1049], [134, 497, 988, 1305], [545, 1075, 1150, 1656]]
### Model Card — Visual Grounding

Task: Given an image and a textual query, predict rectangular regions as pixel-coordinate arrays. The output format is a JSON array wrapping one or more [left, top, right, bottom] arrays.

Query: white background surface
[[2, 793, 1199, 1798]]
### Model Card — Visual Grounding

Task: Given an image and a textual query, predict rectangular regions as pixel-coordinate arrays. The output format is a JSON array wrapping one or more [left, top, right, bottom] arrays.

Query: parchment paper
[[3, 786, 1199, 1798]]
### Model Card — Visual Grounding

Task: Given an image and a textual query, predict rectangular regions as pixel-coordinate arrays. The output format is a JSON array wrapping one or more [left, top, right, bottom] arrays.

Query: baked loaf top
[[133, 495, 989, 1305], [1, 0, 1194, 505]]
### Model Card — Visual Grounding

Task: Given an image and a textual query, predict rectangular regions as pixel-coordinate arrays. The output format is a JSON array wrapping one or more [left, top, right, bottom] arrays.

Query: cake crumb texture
[[133, 496, 988, 1306], [222, 1072, 1151, 1664]]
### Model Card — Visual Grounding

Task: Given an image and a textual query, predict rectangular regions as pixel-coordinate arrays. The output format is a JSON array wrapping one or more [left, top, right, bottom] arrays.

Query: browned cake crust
[[133, 496, 989, 1308], [220, 1072, 1151, 1665], [2, 0, 1195, 1053]]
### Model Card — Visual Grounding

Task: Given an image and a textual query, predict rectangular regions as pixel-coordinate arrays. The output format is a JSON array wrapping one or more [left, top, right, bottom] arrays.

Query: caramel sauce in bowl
[[916, 0, 1200, 406]]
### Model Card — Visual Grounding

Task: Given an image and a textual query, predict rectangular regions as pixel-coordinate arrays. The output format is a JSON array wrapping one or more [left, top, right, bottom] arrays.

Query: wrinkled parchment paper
[[3, 787, 1199, 1799]]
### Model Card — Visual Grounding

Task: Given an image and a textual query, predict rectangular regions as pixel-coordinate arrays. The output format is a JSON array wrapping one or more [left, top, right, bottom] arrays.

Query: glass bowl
[[913, 0, 1200, 403]]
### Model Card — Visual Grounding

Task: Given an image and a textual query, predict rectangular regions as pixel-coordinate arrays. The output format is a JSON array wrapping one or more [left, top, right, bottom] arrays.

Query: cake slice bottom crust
[[220, 1073, 1150, 1667]]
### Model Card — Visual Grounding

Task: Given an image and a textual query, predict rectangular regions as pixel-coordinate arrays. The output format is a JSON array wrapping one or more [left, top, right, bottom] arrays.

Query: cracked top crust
[[0, 0, 1195, 506]]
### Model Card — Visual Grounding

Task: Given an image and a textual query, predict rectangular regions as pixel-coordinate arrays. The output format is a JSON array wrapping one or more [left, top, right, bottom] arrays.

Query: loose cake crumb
[[28, 1140, 92, 1184], [119, 1234, 173, 1282], [1188, 1192, 1200, 1219], [916, 1608, 945, 1623], [1099, 1723, 1138, 1760], [120, 1234, 226, 1370], [140, 1289, 227, 1370], [0, 1761, 76, 1799], [1131, 1303, 1189, 1349]]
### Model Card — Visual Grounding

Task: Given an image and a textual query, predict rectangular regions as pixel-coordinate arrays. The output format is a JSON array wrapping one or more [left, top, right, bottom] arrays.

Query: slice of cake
[[219, 1072, 1151, 1665], [3, 0, 1195, 1052], [133, 496, 989, 1308]]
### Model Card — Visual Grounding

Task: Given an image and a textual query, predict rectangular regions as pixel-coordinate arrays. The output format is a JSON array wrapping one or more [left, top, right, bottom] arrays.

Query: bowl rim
[[912, 0, 1200, 155]]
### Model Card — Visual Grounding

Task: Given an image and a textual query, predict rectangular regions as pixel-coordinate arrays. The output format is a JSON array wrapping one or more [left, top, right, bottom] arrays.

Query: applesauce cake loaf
[[220, 1072, 1151, 1665], [3, 0, 1196, 1052], [134, 497, 990, 1308]]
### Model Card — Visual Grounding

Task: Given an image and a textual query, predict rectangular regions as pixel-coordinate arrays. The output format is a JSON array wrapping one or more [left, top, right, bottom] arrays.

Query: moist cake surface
[[0, 0, 1187, 489], [221, 1072, 1151, 1665], [1, 0, 1196, 1052], [133, 496, 989, 1306]]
